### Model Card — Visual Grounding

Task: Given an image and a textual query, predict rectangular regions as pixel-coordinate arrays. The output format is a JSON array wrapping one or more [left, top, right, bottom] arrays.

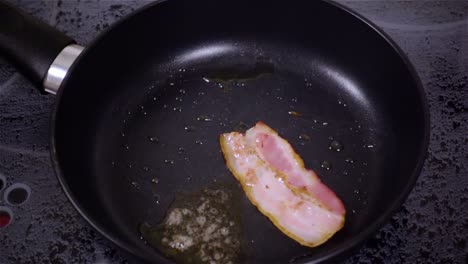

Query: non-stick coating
[[51, 0, 428, 263]]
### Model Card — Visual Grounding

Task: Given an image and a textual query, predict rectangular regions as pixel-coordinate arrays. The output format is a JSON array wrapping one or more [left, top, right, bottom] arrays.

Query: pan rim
[[49, 0, 431, 263]]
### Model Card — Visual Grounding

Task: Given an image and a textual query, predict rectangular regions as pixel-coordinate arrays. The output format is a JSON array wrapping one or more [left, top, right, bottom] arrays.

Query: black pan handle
[[0, 1, 76, 93]]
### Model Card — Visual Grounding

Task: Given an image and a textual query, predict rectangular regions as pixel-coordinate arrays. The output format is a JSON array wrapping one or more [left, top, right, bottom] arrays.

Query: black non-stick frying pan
[[0, 0, 429, 263]]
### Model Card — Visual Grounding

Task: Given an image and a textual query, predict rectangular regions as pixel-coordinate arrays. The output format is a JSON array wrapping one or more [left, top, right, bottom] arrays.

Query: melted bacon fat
[[220, 122, 345, 247]]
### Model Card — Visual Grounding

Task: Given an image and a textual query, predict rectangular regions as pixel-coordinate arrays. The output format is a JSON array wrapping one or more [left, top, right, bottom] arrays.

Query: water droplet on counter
[[351, 209, 356, 214], [128, 163, 134, 168], [111, 161, 115, 167], [354, 189, 360, 195], [179, 89, 186, 94], [195, 140, 204, 145], [343, 171, 348, 176], [142, 111, 148, 115], [329, 140, 343, 152], [164, 159, 175, 165], [345, 158, 354, 164], [202, 77, 210, 83], [169, 82, 175, 86], [148, 136, 159, 143], [123, 144, 130, 150], [365, 144, 374, 149], [143, 166, 150, 171], [121, 132, 126, 137], [288, 111, 302, 117], [357, 177, 363, 183], [184, 126, 196, 132], [196, 115, 212, 122], [127, 111, 132, 115], [291, 97, 298, 103], [152, 96, 158, 101], [321, 161, 331, 170], [322, 122, 329, 126]]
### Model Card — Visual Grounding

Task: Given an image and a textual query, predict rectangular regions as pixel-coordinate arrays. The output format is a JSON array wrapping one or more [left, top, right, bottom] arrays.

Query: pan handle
[[0, 1, 83, 94]]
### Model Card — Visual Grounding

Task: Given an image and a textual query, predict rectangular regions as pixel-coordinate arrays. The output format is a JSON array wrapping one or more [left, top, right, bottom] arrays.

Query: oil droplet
[[354, 189, 360, 195], [142, 111, 148, 115], [345, 158, 354, 164], [143, 166, 150, 172], [179, 89, 186, 94], [321, 161, 332, 170], [169, 82, 175, 86], [329, 140, 343, 152], [131, 181, 139, 189], [151, 178, 159, 184], [337, 100, 347, 107], [177, 147, 185, 155], [184, 126, 196, 132], [121, 132, 126, 137], [351, 209, 356, 214], [153, 96, 158, 101], [148, 136, 159, 143], [233, 121, 249, 132], [173, 107, 182, 112], [128, 163, 134, 168], [202, 77, 210, 83], [195, 140, 204, 145], [291, 97, 298, 103], [196, 115, 212, 122], [365, 144, 374, 149], [123, 144, 130, 150], [288, 111, 302, 117], [298, 134, 311, 142], [154, 194, 160, 205], [322, 122, 329, 126], [164, 159, 175, 165]]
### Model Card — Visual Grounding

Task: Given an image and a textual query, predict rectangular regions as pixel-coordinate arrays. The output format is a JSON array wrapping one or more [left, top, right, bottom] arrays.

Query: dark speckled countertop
[[0, 1, 467, 263]]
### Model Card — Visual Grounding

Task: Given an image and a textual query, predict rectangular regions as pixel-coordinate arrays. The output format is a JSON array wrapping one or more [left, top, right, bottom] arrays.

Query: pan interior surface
[[52, 0, 428, 263]]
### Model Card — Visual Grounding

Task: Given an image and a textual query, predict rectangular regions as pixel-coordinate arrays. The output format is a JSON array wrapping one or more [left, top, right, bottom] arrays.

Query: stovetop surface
[[0, 1, 467, 263]]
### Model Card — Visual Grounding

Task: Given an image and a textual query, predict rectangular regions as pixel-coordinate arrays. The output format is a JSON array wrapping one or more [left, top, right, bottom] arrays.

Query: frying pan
[[0, 0, 429, 263]]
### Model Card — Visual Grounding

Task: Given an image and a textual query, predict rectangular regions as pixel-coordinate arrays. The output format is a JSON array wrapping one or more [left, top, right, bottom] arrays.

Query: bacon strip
[[220, 122, 345, 247]]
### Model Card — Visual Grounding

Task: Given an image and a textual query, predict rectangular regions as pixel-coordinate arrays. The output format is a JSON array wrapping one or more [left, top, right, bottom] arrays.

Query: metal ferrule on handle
[[43, 44, 84, 95]]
